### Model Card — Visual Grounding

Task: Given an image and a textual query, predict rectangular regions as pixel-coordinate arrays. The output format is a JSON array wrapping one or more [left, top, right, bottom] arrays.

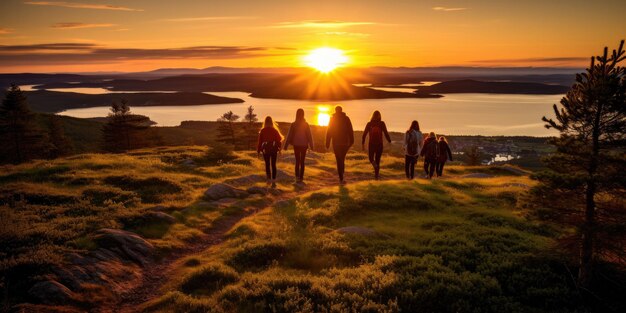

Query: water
[[57, 90, 562, 136]]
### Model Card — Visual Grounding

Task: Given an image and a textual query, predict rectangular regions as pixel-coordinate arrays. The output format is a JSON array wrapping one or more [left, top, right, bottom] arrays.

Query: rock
[[147, 205, 167, 212], [28, 280, 75, 305], [181, 159, 196, 167], [461, 173, 494, 179], [247, 186, 269, 195], [144, 211, 176, 224], [92, 229, 154, 266], [203, 183, 248, 200], [336, 226, 379, 236]]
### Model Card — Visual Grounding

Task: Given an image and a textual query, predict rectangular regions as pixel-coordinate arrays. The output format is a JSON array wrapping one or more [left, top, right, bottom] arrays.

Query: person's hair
[[408, 120, 420, 132], [334, 105, 343, 113], [429, 131, 436, 138], [262, 116, 283, 138], [295, 108, 305, 122], [370, 110, 381, 122], [438, 136, 448, 143]]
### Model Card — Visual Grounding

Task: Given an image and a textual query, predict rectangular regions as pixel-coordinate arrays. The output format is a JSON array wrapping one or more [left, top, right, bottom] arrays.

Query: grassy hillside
[[1, 147, 622, 312]]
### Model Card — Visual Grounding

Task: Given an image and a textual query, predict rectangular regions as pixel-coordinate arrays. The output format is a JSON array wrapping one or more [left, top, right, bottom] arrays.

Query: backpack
[[406, 131, 418, 155], [261, 141, 279, 155], [370, 122, 383, 144]]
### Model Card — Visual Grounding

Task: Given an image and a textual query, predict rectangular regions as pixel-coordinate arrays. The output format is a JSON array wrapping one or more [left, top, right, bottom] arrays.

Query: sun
[[304, 47, 348, 73]]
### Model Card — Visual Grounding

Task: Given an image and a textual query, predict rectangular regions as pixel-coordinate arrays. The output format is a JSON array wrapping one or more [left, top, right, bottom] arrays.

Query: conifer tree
[[48, 115, 73, 158], [216, 110, 239, 147], [529, 40, 626, 289], [102, 99, 152, 152], [244, 105, 258, 150], [0, 84, 47, 164]]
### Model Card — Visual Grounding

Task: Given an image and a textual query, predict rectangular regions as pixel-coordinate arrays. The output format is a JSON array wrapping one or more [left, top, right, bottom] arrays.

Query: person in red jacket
[[362, 110, 391, 180], [436, 136, 453, 177], [420, 132, 439, 179], [257, 116, 283, 187]]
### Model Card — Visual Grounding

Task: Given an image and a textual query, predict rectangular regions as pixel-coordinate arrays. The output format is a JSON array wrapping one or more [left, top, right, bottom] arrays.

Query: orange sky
[[0, 0, 625, 73]]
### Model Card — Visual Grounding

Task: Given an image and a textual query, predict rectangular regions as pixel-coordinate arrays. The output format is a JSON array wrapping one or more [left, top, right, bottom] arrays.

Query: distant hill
[[414, 79, 570, 95], [24, 90, 243, 113]]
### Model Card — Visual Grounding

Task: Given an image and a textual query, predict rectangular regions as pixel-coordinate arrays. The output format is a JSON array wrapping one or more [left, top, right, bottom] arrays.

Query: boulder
[[203, 183, 248, 200], [144, 211, 177, 224], [92, 229, 154, 266], [247, 186, 269, 195], [28, 280, 75, 305]]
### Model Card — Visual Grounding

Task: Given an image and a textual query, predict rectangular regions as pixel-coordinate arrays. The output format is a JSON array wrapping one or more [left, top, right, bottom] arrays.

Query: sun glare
[[317, 106, 331, 126], [304, 47, 348, 73]]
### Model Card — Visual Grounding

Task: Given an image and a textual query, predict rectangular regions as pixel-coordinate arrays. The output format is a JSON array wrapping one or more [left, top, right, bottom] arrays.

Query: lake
[[55, 88, 563, 136]]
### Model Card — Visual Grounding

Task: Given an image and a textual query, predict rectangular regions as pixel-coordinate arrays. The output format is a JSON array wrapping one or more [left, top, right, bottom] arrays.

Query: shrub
[[179, 263, 239, 295], [227, 241, 286, 271]]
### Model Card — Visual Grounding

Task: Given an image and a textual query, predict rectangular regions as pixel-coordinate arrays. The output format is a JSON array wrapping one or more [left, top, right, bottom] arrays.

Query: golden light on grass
[[317, 106, 331, 126], [304, 47, 348, 73]]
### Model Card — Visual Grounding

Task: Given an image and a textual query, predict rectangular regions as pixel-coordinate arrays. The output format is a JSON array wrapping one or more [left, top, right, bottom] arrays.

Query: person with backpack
[[436, 136, 453, 177], [362, 110, 391, 180], [325, 106, 354, 185], [403, 120, 423, 180], [257, 116, 284, 187], [284, 108, 314, 183], [420, 132, 439, 179]]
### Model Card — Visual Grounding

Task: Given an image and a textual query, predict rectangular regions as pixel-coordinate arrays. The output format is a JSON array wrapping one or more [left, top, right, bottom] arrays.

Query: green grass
[[1, 146, 621, 312]]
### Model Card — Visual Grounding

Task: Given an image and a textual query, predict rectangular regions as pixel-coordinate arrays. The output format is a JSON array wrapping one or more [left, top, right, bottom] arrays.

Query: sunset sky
[[0, 0, 625, 73]]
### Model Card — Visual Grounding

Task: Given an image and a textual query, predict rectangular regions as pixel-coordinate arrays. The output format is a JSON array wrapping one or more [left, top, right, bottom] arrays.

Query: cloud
[[321, 31, 370, 38], [473, 57, 587, 64], [432, 7, 468, 11], [24, 1, 143, 11], [0, 43, 289, 66], [272, 20, 375, 28], [163, 16, 256, 22], [0, 28, 13, 34], [52, 23, 116, 29]]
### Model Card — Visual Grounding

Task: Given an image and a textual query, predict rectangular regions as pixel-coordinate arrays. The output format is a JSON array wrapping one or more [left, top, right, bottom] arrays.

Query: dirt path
[[108, 168, 404, 312], [106, 186, 304, 313]]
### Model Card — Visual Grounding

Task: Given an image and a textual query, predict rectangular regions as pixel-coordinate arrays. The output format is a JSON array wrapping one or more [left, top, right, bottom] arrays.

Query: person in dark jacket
[[257, 116, 283, 187], [436, 136, 453, 177], [420, 132, 439, 179], [325, 106, 354, 184], [284, 108, 314, 183], [362, 110, 391, 180], [403, 120, 423, 180]]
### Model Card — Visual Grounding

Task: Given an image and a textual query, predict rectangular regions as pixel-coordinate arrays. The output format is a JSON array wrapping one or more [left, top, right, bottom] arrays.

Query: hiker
[[284, 108, 314, 183], [403, 120, 423, 179], [361, 110, 391, 179], [436, 136, 453, 177], [257, 116, 283, 187], [420, 132, 439, 179], [325, 105, 354, 184]]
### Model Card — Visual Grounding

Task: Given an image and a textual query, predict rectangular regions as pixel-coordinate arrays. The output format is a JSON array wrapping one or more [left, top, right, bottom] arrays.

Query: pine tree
[[244, 105, 258, 150], [48, 115, 73, 158], [216, 110, 239, 147], [529, 40, 626, 289], [0, 84, 47, 164], [102, 99, 152, 152]]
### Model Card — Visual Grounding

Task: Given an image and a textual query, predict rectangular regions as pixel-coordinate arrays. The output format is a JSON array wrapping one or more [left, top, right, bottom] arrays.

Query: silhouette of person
[[257, 116, 283, 187], [362, 110, 391, 179], [325, 106, 354, 184], [284, 108, 314, 183]]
